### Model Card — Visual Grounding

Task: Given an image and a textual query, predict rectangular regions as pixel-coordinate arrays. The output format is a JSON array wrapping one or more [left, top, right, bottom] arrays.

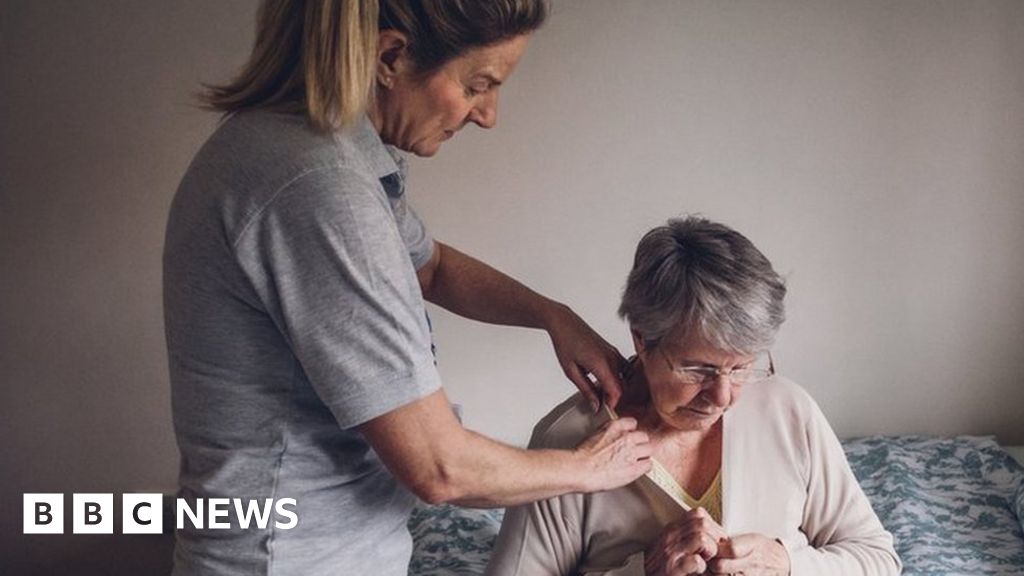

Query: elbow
[[887, 550, 903, 576], [410, 479, 453, 506], [407, 462, 465, 505]]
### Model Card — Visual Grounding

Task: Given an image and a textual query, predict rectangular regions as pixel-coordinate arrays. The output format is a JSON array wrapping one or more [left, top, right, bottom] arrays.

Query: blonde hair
[[201, 0, 378, 131], [201, 0, 547, 132]]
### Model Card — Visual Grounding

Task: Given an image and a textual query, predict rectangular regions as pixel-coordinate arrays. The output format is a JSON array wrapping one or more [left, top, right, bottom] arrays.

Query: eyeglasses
[[658, 348, 775, 387]]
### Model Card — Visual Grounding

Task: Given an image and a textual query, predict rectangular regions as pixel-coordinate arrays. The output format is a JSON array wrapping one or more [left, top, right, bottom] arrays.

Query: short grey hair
[[618, 216, 787, 354]]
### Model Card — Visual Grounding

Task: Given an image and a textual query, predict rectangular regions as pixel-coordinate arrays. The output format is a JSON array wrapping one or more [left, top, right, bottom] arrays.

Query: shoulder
[[179, 111, 393, 242], [734, 376, 820, 421], [728, 377, 842, 485], [200, 110, 354, 174], [730, 376, 833, 451], [185, 110, 383, 187], [527, 393, 606, 450]]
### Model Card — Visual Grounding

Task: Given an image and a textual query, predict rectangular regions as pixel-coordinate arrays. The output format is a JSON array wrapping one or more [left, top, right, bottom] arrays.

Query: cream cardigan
[[485, 377, 901, 576]]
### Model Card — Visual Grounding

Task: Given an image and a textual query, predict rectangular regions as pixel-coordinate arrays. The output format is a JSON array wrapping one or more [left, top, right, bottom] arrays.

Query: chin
[[665, 408, 722, 430], [410, 142, 442, 157]]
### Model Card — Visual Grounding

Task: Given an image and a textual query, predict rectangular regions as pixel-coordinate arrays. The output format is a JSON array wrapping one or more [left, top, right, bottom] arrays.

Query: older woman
[[164, 1, 652, 575], [486, 217, 901, 576]]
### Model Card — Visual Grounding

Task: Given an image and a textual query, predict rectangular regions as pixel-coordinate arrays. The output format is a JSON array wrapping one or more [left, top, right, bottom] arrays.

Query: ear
[[377, 29, 410, 87]]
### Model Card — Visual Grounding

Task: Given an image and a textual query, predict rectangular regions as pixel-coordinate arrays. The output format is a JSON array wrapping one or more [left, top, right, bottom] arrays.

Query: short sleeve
[[389, 193, 434, 270], [233, 165, 441, 429]]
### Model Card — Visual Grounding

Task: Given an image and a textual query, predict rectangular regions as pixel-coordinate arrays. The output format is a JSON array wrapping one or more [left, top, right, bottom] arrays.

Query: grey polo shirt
[[164, 110, 440, 575]]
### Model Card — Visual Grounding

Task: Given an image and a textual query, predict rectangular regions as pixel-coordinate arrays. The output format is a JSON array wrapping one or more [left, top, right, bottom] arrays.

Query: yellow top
[[681, 468, 722, 524], [642, 457, 722, 524]]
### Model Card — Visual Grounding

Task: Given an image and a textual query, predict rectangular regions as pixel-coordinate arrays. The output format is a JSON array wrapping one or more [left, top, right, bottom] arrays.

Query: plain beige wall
[[1, 1, 255, 567], [2, 1, 1022, 564], [413, 0, 1024, 445]]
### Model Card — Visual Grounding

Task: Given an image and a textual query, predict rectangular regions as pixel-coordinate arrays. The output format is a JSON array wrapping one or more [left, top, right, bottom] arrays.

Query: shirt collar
[[348, 115, 407, 197]]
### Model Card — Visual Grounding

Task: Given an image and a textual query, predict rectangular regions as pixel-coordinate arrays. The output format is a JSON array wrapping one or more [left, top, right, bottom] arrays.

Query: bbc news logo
[[24, 494, 298, 534]]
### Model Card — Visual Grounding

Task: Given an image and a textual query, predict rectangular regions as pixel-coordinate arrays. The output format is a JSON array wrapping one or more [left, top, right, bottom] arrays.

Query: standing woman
[[164, 1, 652, 574]]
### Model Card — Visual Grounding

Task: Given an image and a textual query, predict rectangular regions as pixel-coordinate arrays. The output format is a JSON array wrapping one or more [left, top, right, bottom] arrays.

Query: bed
[[408, 436, 1024, 576]]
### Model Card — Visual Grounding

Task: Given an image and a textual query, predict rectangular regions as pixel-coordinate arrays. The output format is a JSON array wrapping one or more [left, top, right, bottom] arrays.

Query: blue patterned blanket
[[408, 435, 1024, 576], [844, 435, 1024, 575]]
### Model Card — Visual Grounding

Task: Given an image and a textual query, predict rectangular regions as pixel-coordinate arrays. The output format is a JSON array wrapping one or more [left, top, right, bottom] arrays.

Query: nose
[[468, 92, 498, 129], [704, 374, 732, 407]]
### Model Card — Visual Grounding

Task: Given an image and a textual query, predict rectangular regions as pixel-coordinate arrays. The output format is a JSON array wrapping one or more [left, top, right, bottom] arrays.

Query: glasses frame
[[657, 348, 776, 388]]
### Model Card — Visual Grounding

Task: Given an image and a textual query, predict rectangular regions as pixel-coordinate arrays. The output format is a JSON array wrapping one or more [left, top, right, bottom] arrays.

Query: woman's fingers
[[607, 419, 654, 462], [563, 361, 600, 411], [574, 417, 652, 492], [695, 508, 729, 544], [585, 352, 626, 409], [669, 551, 706, 575], [668, 507, 729, 545], [647, 529, 716, 575], [653, 524, 788, 575], [562, 352, 625, 412], [708, 533, 791, 575], [642, 507, 731, 575], [545, 304, 627, 411]]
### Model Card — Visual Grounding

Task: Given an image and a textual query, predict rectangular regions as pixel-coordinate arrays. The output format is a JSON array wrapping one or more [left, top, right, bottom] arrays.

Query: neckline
[[601, 402, 724, 513]]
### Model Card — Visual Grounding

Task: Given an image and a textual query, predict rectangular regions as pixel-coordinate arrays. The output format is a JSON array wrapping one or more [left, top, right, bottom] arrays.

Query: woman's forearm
[[431, 429, 587, 507], [417, 240, 627, 408], [359, 389, 650, 508], [419, 241, 565, 331]]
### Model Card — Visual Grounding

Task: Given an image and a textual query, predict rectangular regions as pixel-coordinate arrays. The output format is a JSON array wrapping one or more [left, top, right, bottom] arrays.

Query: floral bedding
[[409, 500, 504, 575], [843, 435, 1024, 575], [408, 435, 1024, 575]]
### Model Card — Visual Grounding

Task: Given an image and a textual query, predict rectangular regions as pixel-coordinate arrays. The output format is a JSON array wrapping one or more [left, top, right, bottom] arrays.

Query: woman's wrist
[[538, 299, 573, 333], [563, 447, 594, 493]]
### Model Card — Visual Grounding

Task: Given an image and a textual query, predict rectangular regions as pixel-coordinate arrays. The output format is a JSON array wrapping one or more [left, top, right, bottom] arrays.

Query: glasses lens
[[730, 369, 771, 384], [676, 370, 708, 386]]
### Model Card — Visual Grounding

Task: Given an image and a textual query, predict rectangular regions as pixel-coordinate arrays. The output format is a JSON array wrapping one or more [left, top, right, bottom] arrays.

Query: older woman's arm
[[780, 394, 902, 575], [484, 490, 587, 576]]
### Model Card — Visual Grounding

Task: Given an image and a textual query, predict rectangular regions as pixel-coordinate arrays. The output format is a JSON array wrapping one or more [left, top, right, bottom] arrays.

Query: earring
[[379, 76, 393, 89]]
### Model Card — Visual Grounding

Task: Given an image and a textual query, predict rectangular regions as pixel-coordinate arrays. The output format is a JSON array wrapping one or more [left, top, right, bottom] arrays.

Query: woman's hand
[[644, 508, 729, 575], [544, 303, 628, 411], [573, 417, 652, 492], [708, 533, 790, 575]]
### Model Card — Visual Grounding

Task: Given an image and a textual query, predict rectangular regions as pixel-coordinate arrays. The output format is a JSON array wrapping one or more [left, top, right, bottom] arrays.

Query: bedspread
[[843, 435, 1024, 575]]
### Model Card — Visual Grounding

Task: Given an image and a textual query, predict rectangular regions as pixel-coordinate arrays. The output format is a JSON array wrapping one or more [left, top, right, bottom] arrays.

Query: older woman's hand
[[544, 303, 628, 411], [708, 533, 790, 575], [644, 508, 729, 576]]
